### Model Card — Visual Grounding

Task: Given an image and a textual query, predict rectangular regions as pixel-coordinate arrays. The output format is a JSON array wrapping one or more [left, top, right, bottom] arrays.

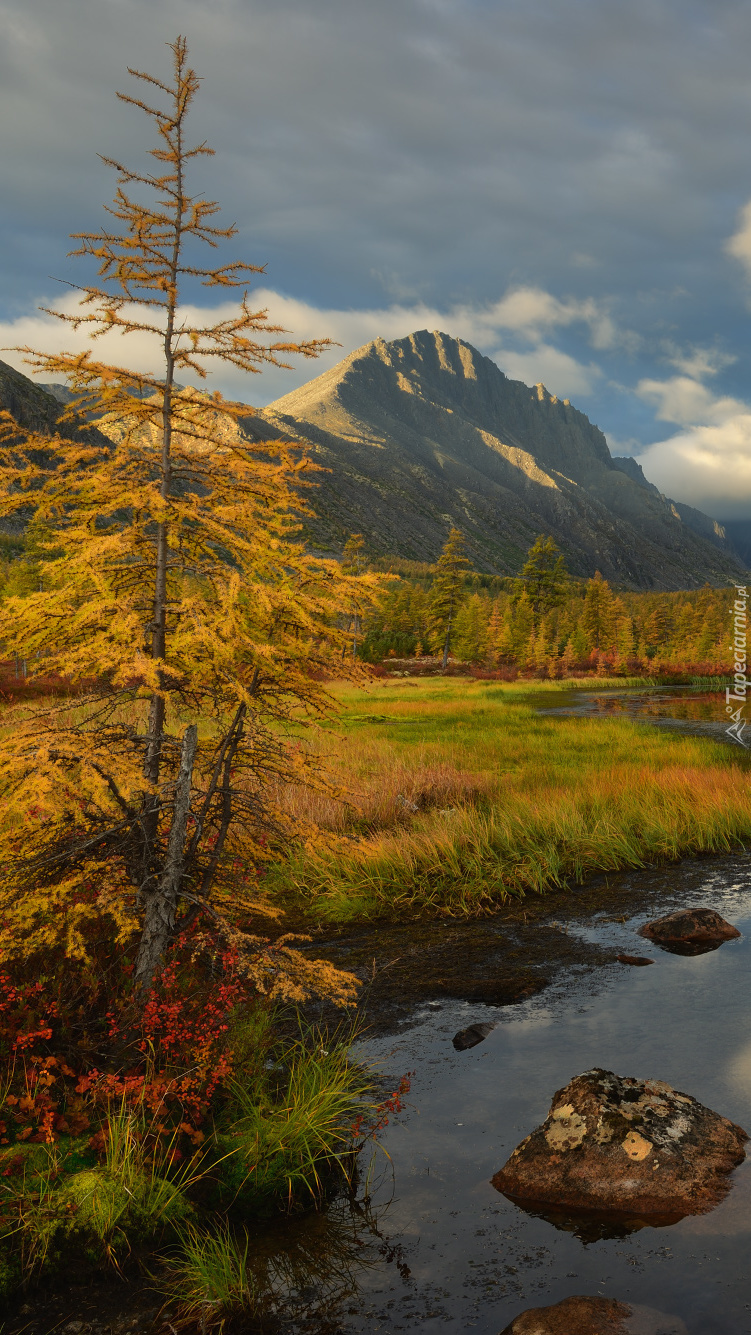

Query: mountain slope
[[0, 359, 111, 447], [254, 330, 744, 589], [1, 340, 745, 590]]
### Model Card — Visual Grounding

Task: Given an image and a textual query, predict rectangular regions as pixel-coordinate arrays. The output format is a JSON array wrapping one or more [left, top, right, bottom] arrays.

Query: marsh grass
[[162, 1193, 387, 1330], [214, 1029, 374, 1214], [1, 1023, 376, 1302], [269, 678, 751, 919], [6, 1103, 199, 1282], [162, 1220, 258, 1327]]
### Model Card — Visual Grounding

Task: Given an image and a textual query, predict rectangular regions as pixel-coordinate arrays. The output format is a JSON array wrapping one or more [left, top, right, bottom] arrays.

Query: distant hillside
[[249, 330, 744, 589], [0, 359, 111, 447]]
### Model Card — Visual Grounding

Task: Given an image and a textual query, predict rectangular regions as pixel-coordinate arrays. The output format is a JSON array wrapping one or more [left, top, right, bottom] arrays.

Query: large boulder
[[491, 1068, 746, 1226], [499, 1295, 687, 1334], [638, 907, 740, 956]]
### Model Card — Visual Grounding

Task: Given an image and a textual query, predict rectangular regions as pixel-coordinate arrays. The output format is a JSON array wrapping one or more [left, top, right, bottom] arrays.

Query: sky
[[3, 0, 751, 520]]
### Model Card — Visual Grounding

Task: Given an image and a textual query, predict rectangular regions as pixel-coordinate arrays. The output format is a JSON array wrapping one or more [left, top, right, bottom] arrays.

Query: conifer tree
[[342, 533, 366, 658], [429, 527, 471, 669], [580, 571, 616, 651], [453, 592, 488, 663], [0, 39, 377, 1000], [510, 589, 535, 659], [612, 598, 636, 661], [560, 639, 577, 677], [515, 535, 569, 621], [486, 599, 504, 667]]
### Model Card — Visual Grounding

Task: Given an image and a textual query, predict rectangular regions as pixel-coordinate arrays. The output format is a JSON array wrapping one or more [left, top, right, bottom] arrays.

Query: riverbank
[[272, 678, 751, 923], [8, 851, 751, 1335]]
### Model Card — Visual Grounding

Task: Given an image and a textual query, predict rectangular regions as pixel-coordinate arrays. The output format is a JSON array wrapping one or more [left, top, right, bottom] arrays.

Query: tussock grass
[[215, 1029, 373, 1213], [9, 1103, 197, 1280], [271, 678, 750, 920], [162, 1220, 257, 1326]]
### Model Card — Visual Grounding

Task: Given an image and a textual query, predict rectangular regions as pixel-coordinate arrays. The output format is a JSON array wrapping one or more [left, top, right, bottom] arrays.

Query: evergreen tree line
[[358, 533, 740, 676]]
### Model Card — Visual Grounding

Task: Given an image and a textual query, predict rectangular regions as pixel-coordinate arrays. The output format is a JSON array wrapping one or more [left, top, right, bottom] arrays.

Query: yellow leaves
[[0, 37, 380, 1005]]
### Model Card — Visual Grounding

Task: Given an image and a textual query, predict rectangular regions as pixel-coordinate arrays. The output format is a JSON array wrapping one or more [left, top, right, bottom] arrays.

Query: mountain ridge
[[251, 330, 744, 589], [0, 338, 745, 590]]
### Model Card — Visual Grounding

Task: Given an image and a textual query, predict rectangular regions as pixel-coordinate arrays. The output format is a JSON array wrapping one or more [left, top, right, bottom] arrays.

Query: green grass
[[161, 1220, 258, 1327], [0, 1018, 374, 1301], [271, 677, 751, 920], [213, 1027, 374, 1215]]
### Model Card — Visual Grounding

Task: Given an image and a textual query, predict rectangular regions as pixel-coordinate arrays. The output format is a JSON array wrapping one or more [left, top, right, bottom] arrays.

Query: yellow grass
[[270, 678, 751, 920]]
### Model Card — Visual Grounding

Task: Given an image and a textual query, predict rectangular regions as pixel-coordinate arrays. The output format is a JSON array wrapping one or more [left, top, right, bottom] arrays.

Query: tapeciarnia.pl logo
[[726, 583, 749, 747]]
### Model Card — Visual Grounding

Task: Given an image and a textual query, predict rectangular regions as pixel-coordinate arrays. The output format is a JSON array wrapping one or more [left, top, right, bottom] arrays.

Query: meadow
[[273, 677, 751, 921]]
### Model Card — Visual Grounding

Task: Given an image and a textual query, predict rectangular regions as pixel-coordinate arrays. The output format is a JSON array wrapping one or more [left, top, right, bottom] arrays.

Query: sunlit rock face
[[492, 1068, 747, 1225], [499, 1294, 688, 1335], [249, 330, 746, 587]]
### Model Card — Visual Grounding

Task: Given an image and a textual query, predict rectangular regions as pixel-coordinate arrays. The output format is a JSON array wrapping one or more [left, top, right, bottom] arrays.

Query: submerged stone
[[638, 907, 740, 955], [499, 1294, 687, 1334], [452, 1021, 497, 1050], [616, 954, 654, 966], [491, 1068, 746, 1224]]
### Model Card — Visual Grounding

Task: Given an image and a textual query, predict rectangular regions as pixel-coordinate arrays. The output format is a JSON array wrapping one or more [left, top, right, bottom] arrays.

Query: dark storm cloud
[[3, 0, 751, 514]]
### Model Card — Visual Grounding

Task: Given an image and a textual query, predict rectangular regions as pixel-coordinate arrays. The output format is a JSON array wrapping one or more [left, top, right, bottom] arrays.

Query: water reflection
[[649, 939, 725, 956], [539, 686, 729, 739], [493, 1195, 689, 1243], [241, 1185, 410, 1326], [339, 867, 751, 1334]]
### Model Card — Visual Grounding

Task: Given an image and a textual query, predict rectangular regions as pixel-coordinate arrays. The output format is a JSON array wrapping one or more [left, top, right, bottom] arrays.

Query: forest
[[360, 535, 736, 679]]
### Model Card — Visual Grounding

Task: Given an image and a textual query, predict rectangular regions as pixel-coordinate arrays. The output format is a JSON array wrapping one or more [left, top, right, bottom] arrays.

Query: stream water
[[329, 867, 751, 1335], [11, 686, 751, 1335], [538, 683, 735, 743], [267, 686, 751, 1334]]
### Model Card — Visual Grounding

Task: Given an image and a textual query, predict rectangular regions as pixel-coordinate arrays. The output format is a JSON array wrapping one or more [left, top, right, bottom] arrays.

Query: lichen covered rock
[[491, 1068, 746, 1223], [499, 1294, 687, 1334]]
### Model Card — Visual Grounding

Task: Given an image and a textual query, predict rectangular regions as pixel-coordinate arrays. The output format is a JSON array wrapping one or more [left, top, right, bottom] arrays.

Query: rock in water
[[452, 1021, 497, 1050], [491, 1068, 746, 1224], [616, 954, 654, 966], [499, 1295, 687, 1334], [638, 907, 740, 954]]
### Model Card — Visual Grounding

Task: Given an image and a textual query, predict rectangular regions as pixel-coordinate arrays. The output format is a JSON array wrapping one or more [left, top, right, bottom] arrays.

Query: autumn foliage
[[0, 39, 378, 1005]]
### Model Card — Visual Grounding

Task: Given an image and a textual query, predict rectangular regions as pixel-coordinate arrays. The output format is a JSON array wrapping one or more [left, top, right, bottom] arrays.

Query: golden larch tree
[[0, 38, 378, 1000]]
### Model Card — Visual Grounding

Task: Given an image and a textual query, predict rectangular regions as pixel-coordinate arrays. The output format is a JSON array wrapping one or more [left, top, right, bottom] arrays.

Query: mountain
[[0, 359, 110, 447], [248, 330, 745, 589], [0, 360, 113, 536], [1, 339, 746, 589]]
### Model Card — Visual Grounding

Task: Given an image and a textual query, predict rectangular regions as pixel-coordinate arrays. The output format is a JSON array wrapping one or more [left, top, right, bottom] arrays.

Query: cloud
[[455, 288, 618, 350], [492, 344, 600, 398], [629, 351, 751, 516], [663, 345, 736, 380], [636, 375, 745, 426], [0, 284, 608, 406], [725, 199, 751, 279], [636, 415, 751, 519]]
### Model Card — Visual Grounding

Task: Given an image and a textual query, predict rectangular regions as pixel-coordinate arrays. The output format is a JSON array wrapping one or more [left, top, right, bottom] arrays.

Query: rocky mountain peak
[[261, 330, 746, 588]]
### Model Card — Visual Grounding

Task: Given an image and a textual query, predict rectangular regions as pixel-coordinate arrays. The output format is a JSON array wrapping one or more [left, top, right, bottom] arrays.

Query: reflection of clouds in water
[[496, 1009, 558, 1037], [677, 1161, 751, 1237], [726, 1037, 751, 1101]]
